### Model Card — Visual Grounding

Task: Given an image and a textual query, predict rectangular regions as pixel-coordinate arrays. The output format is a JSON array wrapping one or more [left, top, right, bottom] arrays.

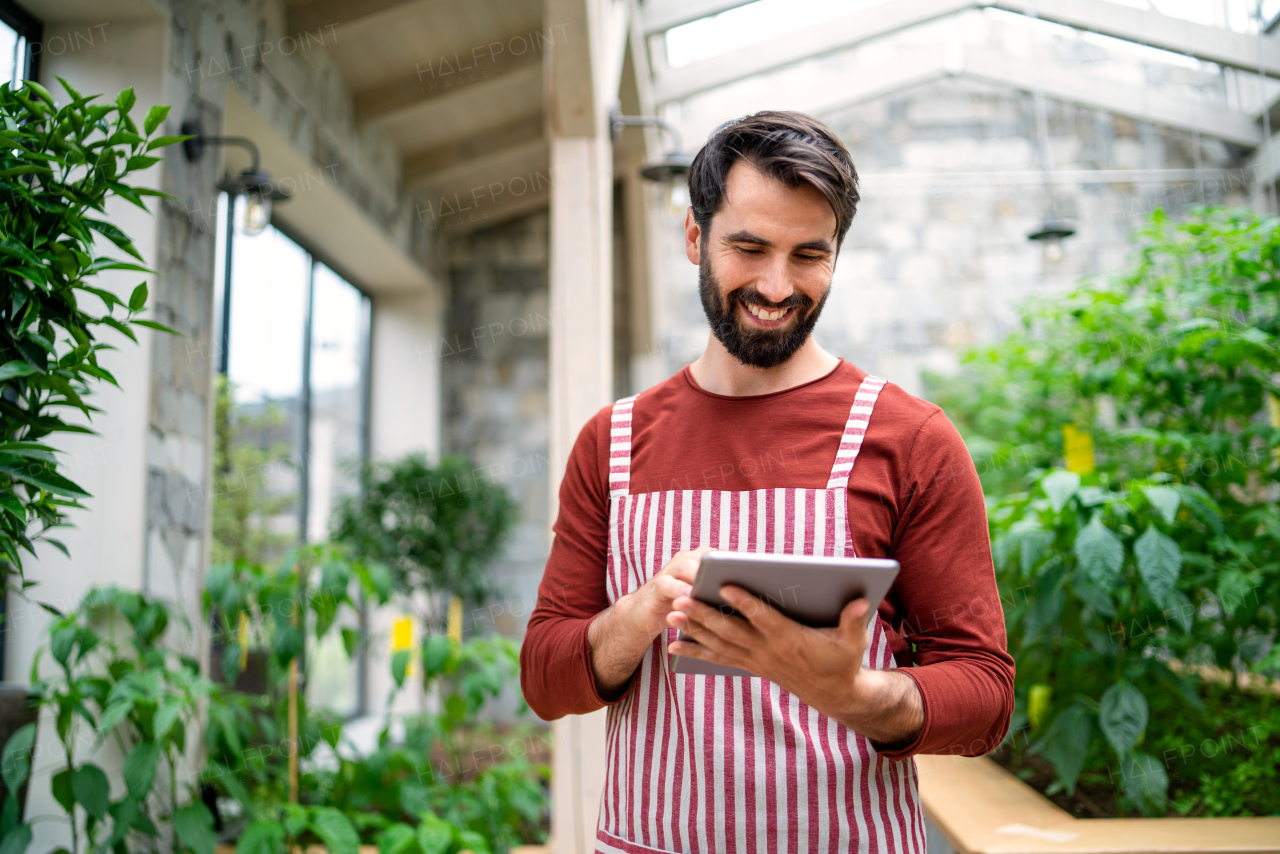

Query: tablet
[[669, 551, 900, 677]]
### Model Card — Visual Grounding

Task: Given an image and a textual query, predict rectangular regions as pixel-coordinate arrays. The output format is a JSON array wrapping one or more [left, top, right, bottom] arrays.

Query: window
[[0, 0, 39, 88], [213, 195, 372, 716]]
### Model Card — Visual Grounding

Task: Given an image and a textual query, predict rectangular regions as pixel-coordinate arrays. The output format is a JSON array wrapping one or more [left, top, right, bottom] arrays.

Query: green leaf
[[50, 623, 77, 666], [391, 649, 411, 688], [125, 154, 162, 172], [1118, 752, 1169, 816], [143, 104, 170, 136], [377, 823, 418, 854], [1142, 485, 1180, 525], [415, 813, 453, 854], [51, 768, 74, 813], [0, 823, 31, 854], [1134, 526, 1181, 605], [0, 361, 38, 382], [310, 806, 360, 854], [130, 319, 178, 334], [272, 624, 303, 666], [283, 803, 308, 837], [1163, 589, 1194, 633], [128, 282, 147, 312], [423, 634, 454, 678], [1041, 470, 1080, 514], [71, 763, 110, 819], [236, 820, 285, 854], [123, 741, 161, 798], [454, 829, 491, 854], [1, 723, 37, 790], [1036, 702, 1093, 794], [173, 802, 216, 854], [145, 134, 189, 152], [1073, 515, 1124, 588], [116, 87, 136, 114], [97, 698, 135, 733], [154, 699, 183, 741], [341, 627, 361, 657], [1099, 682, 1147, 757], [0, 464, 90, 498]]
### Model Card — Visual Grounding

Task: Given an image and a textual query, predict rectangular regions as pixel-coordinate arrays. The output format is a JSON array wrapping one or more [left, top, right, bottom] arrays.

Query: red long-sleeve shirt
[[520, 360, 1014, 760]]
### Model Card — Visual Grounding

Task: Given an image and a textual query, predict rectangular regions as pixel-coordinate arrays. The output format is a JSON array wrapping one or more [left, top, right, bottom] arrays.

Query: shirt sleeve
[[520, 407, 630, 720], [873, 410, 1016, 761]]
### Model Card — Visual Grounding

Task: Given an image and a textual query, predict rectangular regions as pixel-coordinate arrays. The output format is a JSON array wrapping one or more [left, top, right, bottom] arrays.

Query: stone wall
[[651, 12, 1251, 397], [442, 212, 552, 644], [142, 0, 423, 623]]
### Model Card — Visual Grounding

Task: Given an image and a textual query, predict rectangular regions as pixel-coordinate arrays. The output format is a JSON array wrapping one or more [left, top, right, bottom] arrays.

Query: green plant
[[929, 207, 1280, 816], [1, 587, 216, 854], [0, 78, 181, 587], [332, 454, 520, 618], [326, 635, 548, 854]]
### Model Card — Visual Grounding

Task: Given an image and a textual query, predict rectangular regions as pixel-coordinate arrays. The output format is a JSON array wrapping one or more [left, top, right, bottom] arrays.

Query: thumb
[[838, 597, 872, 641]]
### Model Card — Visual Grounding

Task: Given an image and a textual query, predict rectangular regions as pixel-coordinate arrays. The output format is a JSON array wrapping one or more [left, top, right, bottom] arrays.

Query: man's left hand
[[668, 585, 924, 747]]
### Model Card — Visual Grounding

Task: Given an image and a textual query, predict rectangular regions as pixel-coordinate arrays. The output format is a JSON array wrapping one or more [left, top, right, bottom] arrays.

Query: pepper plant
[[930, 206, 1280, 816], [2, 586, 217, 854], [0, 78, 181, 587]]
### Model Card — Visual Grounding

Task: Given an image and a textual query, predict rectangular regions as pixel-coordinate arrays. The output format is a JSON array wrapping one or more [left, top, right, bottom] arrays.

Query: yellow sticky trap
[[1269, 395, 1280, 467], [1062, 424, 1095, 474], [392, 616, 413, 651], [1028, 683, 1052, 731], [448, 596, 463, 646], [238, 612, 249, 671]]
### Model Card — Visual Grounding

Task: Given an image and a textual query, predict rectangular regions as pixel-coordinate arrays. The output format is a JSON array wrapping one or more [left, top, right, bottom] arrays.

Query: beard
[[698, 252, 830, 369]]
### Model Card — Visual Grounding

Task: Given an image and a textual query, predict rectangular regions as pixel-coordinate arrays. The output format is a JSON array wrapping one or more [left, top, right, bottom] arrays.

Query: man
[[521, 111, 1014, 854]]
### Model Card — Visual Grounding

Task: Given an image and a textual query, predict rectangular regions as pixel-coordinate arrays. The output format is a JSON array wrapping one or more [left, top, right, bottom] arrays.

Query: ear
[[684, 208, 702, 265]]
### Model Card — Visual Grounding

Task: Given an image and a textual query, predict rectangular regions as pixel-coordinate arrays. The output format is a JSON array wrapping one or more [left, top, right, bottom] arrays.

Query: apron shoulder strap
[[607, 393, 639, 498], [826, 375, 887, 490]]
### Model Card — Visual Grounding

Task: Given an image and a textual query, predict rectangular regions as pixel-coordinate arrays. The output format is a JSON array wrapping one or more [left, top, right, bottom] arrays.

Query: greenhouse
[[0, 1, 1278, 853]]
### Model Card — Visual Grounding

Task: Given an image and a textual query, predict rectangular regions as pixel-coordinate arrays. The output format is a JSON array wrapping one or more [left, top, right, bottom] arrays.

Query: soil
[[989, 744, 1122, 819]]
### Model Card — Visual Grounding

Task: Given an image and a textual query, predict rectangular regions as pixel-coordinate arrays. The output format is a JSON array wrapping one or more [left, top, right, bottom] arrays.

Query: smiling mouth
[[741, 302, 796, 324]]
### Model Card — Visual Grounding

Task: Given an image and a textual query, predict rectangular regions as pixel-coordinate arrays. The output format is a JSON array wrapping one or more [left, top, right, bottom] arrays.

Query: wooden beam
[[652, 0, 1280, 105], [402, 113, 546, 188], [995, 0, 1280, 78], [962, 47, 1262, 148], [652, 0, 972, 104], [285, 0, 430, 37], [354, 42, 542, 126], [434, 187, 551, 234], [410, 137, 551, 194], [640, 0, 757, 35]]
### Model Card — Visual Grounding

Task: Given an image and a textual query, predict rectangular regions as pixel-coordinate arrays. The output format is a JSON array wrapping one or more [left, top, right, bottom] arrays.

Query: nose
[[755, 255, 793, 305]]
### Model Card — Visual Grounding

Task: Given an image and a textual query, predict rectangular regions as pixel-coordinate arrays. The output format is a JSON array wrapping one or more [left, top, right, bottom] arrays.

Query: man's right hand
[[587, 546, 713, 698]]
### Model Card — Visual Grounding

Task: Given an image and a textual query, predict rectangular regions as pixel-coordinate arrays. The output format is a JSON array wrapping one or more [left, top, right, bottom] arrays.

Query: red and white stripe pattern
[[826, 375, 886, 490], [609, 394, 639, 498], [597, 376, 923, 854]]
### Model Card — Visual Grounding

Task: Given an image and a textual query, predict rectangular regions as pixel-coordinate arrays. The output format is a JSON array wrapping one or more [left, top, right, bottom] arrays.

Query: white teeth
[[746, 303, 789, 321]]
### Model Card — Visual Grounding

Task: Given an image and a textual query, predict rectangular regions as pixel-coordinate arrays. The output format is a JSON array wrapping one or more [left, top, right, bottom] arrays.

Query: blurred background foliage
[[928, 206, 1280, 817]]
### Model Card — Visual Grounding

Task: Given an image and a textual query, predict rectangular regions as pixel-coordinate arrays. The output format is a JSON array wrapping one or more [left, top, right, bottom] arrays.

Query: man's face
[[686, 160, 838, 369]]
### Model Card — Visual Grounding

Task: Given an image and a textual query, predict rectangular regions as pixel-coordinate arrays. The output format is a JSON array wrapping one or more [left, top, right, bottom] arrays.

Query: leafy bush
[[0, 79, 180, 585], [201, 551, 548, 854], [332, 454, 520, 615], [928, 207, 1280, 816], [3, 587, 216, 854]]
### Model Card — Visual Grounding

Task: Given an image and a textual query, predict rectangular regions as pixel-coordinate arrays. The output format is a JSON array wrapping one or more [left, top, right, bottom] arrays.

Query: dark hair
[[687, 110, 860, 248]]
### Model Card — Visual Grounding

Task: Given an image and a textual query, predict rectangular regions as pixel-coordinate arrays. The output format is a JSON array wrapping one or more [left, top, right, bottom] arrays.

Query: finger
[[838, 597, 872, 640], [718, 584, 787, 631], [669, 545, 714, 583], [673, 597, 751, 650], [651, 574, 693, 605]]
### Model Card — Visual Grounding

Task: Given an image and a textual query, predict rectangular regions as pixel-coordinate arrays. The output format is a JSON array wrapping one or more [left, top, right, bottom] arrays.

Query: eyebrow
[[719, 229, 834, 254]]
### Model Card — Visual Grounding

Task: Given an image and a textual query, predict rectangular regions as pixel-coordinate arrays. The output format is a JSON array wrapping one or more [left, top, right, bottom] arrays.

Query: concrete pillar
[[544, 1, 619, 851]]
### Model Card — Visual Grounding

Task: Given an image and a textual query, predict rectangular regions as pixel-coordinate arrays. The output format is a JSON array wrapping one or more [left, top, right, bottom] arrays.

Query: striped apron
[[597, 375, 925, 854]]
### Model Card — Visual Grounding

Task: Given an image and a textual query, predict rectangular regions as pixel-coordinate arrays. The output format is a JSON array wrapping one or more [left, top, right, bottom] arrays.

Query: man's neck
[[688, 337, 841, 397]]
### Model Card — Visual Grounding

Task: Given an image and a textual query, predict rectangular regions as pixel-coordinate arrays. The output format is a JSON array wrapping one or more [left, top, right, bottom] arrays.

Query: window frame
[[0, 0, 41, 83], [215, 205, 375, 718]]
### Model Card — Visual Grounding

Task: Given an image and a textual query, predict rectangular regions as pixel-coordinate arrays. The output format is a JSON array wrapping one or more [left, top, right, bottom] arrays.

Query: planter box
[[917, 755, 1280, 854]]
